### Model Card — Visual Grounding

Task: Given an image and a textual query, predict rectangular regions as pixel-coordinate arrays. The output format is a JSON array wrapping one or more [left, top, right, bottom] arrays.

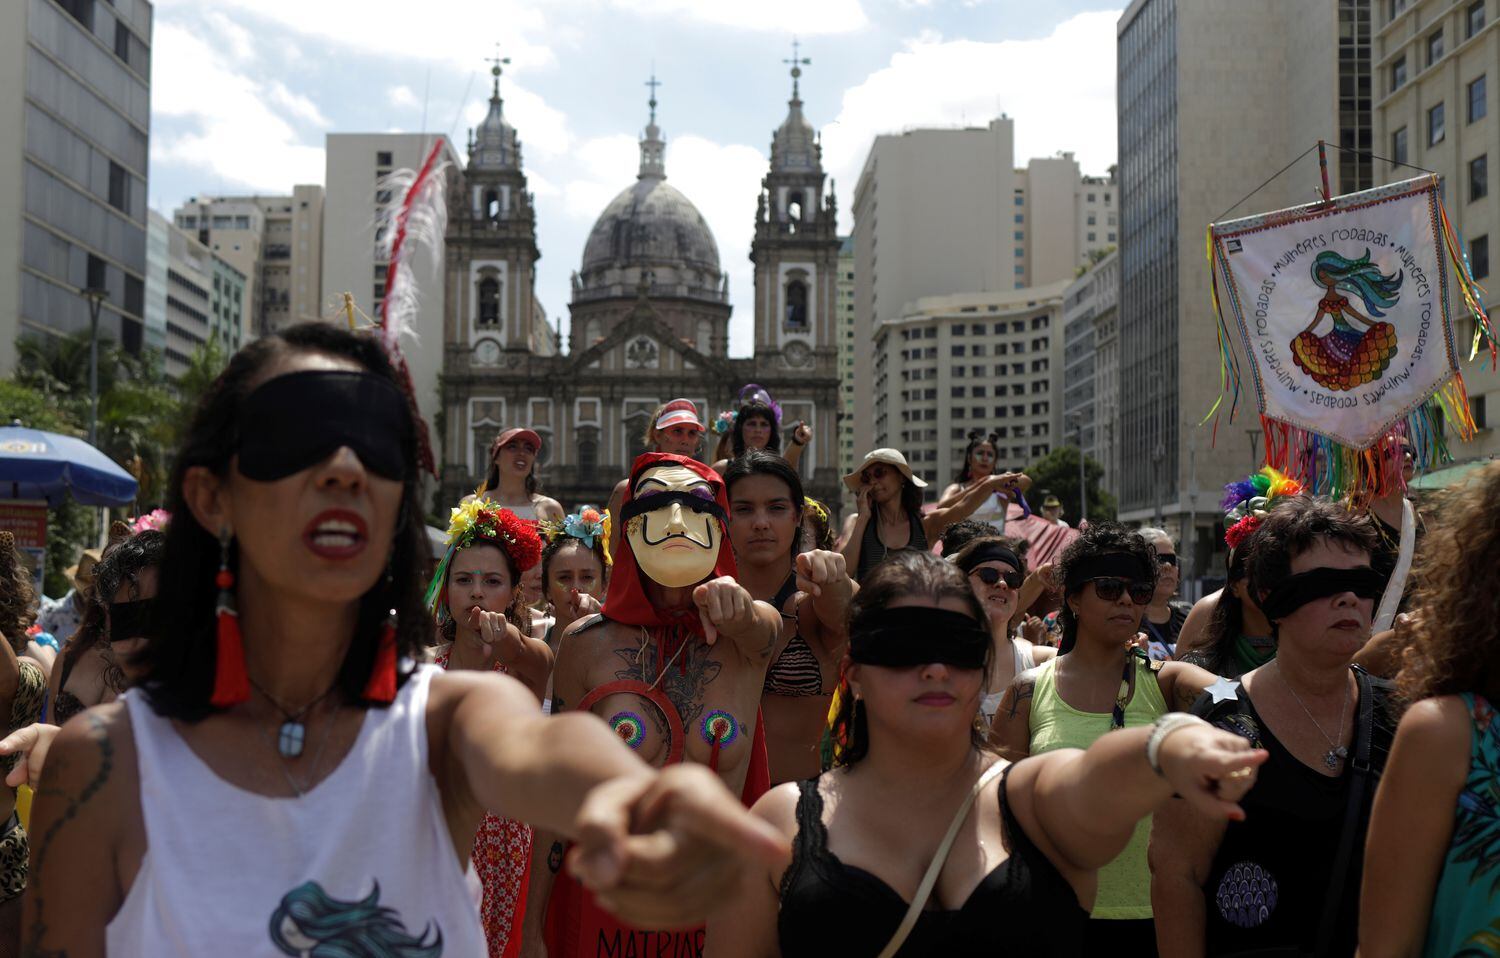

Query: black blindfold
[[955, 542, 1022, 576], [236, 371, 413, 482], [1260, 566, 1384, 622], [850, 606, 990, 670], [1063, 553, 1153, 593], [620, 489, 727, 525], [108, 598, 157, 643]]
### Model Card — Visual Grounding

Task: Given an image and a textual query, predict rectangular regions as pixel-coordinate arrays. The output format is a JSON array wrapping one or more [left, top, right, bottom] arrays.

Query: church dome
[[574, 103, 726, 304], [580, 178, 722, 277]]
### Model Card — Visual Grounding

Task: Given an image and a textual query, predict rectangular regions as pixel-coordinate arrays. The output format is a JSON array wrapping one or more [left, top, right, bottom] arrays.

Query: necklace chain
[[247, 675, 340, 723], [1277, 664, 1350, 767], [263, 703, 341, 798]]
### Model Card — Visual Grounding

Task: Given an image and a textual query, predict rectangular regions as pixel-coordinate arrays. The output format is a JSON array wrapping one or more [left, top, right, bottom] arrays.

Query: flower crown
[[712, 410, 736, 435], [1221, 466, 1303, 551], [539, 507, 613, 566], [424, 499, 543, 617], [803, 497, 830, 525]]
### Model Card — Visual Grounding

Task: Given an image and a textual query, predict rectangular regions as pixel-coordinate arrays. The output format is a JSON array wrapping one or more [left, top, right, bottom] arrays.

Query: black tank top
[[856, 510, 928, 583], [777, 764, 1087, 956]]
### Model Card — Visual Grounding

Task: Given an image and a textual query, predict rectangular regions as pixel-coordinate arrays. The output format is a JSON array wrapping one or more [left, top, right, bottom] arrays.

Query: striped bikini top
[[763, 575, 831, 698]]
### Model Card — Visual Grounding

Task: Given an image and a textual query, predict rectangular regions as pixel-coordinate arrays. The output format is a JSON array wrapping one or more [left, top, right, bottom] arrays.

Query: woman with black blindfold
[[25, 323, 786, 956], [708, 550, 1265, 957], [989, 522, 1219, 954], [951, 535, 1055, 726], [1152, 496, 1398, 958]]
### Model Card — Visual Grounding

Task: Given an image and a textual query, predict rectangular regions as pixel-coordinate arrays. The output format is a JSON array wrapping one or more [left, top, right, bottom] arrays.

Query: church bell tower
[[750, 43, 840, 370]]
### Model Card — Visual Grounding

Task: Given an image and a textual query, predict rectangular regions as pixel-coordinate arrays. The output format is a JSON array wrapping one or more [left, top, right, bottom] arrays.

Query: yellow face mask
[[624, 464, 722, 588]]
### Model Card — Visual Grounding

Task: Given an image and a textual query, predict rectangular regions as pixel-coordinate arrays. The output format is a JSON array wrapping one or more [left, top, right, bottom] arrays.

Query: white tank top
[[965, 484, 1008, 532], [108, 664, 486, 956]]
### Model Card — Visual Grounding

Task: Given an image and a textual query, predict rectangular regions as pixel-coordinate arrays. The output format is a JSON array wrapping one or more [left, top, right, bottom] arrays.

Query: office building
[[1117, 0, 1374, 578], [871, 280, 1071, 487], [1374, 0, 1499, 459], [0, 0, 153, 373]]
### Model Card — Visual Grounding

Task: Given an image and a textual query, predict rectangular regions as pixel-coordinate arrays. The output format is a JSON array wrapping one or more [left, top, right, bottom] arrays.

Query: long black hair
[[954, 429, 1000, 484], [724, 450, 806, 566], [1055, 522, 1158, 654], [138, 323, 432, 721], [829, 550, 990, 768], [730, 401, 781, 456]]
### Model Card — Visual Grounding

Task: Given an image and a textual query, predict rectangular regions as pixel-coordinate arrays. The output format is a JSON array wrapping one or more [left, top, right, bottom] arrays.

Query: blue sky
[[149, 0, 1122, 355]]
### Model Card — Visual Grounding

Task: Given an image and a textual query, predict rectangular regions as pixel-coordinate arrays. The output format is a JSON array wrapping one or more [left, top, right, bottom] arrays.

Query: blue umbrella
[[0, 422, 138, 507]]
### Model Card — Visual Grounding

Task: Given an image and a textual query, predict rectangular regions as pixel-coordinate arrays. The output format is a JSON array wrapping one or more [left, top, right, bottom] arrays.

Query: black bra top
[[777, 764, 1088, 957], [764, 575, 830, 698]]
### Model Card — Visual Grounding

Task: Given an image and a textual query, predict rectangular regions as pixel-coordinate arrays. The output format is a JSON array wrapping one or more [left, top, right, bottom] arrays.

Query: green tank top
[[1424, 693, 1500, 956], [1029, 654, 1169, 920]]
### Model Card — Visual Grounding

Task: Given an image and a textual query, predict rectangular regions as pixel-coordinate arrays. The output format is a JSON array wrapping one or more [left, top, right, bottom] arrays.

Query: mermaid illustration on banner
[[1290, 248, 1402, 391]]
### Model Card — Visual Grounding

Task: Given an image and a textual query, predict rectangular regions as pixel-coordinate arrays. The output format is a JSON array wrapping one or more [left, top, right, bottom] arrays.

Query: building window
[[1428, 29, 1444, 66], [1393, 127, 1409, 166], [1014, 265, 1025, 276], [377, 151, 393, 166], [86, 254, 106, 291], [1473, 235, 1490, 279], [1469, 0, 1486, 37], [1429, 102, 1446, 145], [784, 279, 808, 329], [1391, 56, 1407, 91], [1014, 214, 1024, 224], [107, 162, 129, 213], [1473, 394, 1489, 430], [1013, 194, 1024, 206], [1472, 155, 1488, 201], [477, 276, 500, 326], [1087, 213, 1097, 226], [1390, 0, 1406, 19], [1470, 76, 1487, 123], [1014, 230, 1024, 241], [58, 0, 93, 28], [1088, 232, 1097, 243], [114, 20, 131, 63], [951, 344, 966, 357]]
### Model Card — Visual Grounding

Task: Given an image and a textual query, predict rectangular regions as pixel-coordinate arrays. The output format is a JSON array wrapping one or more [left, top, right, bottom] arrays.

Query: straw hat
[[65, 548, 102, 593], [843, 448, 927, 491]]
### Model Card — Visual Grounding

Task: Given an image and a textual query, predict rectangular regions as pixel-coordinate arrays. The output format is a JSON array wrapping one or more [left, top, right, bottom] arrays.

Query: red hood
[[603, 453, 737, 635]]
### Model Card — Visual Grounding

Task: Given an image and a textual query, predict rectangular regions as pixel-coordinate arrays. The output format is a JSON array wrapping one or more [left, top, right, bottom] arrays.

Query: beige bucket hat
[[843, 448, 928, 491]]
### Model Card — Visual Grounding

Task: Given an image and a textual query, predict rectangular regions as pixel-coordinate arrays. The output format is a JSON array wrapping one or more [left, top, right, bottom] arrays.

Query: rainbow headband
[[423, 497, 543, 621], [538, 507, 614, 567]]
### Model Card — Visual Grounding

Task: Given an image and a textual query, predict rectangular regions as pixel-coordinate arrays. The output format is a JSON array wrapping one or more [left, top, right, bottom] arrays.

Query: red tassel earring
[[363, 608, 398, 703], [211, 529, 250, 707]]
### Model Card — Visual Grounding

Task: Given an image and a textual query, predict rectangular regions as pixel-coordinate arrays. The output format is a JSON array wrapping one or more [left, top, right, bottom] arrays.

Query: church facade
[[437, 64, 843, 511]]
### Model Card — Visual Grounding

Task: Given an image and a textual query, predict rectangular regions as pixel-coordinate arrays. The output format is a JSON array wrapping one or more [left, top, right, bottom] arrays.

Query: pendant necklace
[[1277, 664, 1350, 770], [248, 676, 341, 758]]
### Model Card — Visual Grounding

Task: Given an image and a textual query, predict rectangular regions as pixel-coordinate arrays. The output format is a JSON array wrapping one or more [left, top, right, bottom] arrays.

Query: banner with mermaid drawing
[[1209, 173, 1495, 497]]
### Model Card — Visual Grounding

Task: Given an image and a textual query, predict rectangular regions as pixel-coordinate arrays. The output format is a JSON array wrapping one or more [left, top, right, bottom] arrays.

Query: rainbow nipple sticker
[[699, 710, 739, 748], [609, 711, 647, 750]]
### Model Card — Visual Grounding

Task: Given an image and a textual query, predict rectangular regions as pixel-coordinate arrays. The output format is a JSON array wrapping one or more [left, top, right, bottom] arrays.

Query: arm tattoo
[[1005, 680, 1035, 719], [24, 713, 113, 958]]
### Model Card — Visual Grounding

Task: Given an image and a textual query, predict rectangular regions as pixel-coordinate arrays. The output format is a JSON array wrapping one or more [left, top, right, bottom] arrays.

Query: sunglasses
[[1087, 577, 1155, 605], [970, 567, 1023, 589], [1156, 554, 1178, 568]]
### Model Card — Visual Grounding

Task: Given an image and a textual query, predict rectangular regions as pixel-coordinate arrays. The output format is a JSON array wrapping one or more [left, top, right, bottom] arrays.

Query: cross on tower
[[783, 38, 810, 98], [645, 72, 662, 124], [486, 43, 511, 97]]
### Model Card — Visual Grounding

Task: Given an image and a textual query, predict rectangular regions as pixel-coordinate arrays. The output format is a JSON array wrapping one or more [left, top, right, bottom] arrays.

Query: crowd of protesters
[[0, 321, 1490, 956]]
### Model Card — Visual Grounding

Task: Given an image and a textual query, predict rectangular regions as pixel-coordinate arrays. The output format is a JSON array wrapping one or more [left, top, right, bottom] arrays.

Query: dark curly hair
[[939, 518, 1023, 559], [0, 532, 36, 655], [731, 401, 781, 456], [954, 429, 1001, 484], [1398, 462, 1500, 703], [1055, 522, 1159, 654], [1242, 496, 1378, 611], [137, 323, 433, 721], [828, 550, 990, 768]]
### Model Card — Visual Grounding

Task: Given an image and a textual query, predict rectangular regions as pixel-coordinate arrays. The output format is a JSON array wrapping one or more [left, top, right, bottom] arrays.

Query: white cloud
[[664, 135, 768, 356], [821, 10, 1120, 228], [155, 0, 556, 70], [151, 21, 325, 192], [389, 84, 419, 110], [558, 134, 640, 220], [461, 85, 575, 160], [605, 0, 869, 33]]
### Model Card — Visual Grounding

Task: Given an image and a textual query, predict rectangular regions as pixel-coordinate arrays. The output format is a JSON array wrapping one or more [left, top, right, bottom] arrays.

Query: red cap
[[491, 428, 542, 457], [655, 399, 705, 432]]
